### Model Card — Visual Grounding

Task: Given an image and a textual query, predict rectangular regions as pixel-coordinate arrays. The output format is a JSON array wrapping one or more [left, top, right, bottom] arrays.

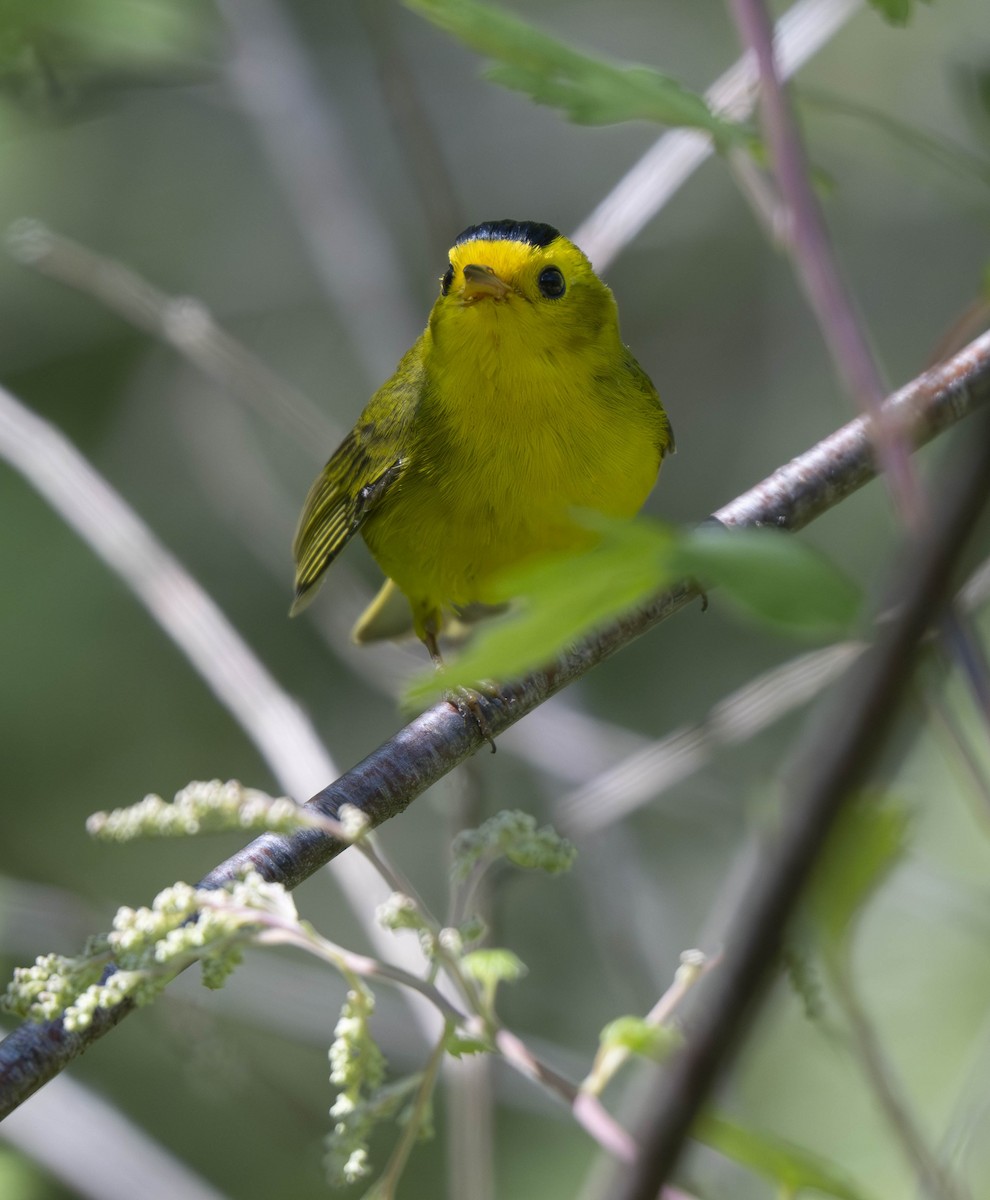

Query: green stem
[[370, 1025, 450, 1199], [828, 955, 967, 1200]]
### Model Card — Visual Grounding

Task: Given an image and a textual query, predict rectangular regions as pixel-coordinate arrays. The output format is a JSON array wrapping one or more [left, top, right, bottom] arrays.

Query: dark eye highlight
[[440, 265, 454, 295], [537, 266, 565, 299]]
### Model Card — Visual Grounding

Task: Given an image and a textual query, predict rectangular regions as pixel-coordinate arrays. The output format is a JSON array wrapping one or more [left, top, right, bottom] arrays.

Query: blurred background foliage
[[0, 0, 989, 1197]]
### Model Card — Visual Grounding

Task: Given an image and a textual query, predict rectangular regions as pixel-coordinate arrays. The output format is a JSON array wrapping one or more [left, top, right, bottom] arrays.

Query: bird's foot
[[425, 627, 499, 751], [445, 682, 499, 753]]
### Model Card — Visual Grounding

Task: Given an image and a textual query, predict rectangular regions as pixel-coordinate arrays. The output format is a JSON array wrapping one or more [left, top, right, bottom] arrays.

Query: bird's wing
[[290, 348, 426, 615], [291, 432, 405, 615]]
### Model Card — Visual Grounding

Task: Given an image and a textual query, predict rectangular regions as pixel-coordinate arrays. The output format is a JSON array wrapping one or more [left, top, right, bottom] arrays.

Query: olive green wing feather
[[290, 344, 426, 615]]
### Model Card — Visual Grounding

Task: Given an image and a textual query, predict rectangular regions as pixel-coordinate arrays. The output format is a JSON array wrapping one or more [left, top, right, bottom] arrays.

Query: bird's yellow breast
[[362, 285, 663, 633]]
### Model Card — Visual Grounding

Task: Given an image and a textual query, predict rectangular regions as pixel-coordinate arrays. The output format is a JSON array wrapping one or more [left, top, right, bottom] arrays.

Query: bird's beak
[[460, 263, 511, 302]]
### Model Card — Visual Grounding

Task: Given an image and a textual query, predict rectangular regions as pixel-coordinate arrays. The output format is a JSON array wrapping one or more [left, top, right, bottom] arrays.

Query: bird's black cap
[[454, 220, 560, 250]]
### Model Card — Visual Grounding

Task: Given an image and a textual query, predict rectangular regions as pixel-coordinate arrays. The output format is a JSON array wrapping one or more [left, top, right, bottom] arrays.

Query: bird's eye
[[537, 266, 565, 299], [440, 266, 454, 296]]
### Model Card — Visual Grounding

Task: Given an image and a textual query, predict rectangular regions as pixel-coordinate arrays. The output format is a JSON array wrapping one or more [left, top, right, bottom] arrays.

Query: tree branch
[[2, 330, 989, 1119]]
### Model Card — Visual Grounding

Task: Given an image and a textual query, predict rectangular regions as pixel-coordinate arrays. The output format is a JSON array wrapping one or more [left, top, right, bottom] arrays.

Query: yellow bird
[[291, 219, 673, 664]]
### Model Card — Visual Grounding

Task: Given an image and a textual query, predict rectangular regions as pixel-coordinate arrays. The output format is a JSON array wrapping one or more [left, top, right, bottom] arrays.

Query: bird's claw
[[446, 683, 498, 753]]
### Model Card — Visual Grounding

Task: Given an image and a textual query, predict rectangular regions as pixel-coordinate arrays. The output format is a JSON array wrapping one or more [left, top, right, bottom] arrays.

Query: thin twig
[[491, 1025, 637, 1163], [258, 916, 635, 1162], [1, 331, 989, 1117], [248, 922, 462, 1024], [726, 0, 918, 521], [373, 1027, 451, 1199], [827, 958, 969, 1200]]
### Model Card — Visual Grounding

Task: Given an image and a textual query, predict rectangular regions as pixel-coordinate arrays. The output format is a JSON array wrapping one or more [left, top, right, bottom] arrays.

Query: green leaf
[[599, 1016, 680, 1062], [807, 794, 911, 961], [403, 0, 746, 145], [673, 526, 862, 639], [444, 1032, 492, 1057], [460, 948, 527, 988], [866, 0, 933, 26], [451, 811, 576, 890], [406, 516, 677, 703], [0, 0, 211, 69], [698, 1113, 877, 1200]]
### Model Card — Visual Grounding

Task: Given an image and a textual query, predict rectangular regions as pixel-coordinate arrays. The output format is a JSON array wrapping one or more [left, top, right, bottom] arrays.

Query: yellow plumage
[[292, 219, 672, 661]]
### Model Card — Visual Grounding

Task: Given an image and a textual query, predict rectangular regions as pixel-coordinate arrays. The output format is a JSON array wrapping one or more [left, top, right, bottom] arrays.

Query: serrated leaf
[[698, 1113, 877, 1200], [403, 0, 746, 145], [451, 810, 576, 883], [808, 794, 911, 960], [599, 1016, 680, 1062], [674, 526, 861, 639]]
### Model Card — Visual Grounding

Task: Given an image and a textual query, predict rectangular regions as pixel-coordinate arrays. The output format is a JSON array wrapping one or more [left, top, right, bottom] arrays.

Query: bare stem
[[828, 954, 969, 1200], [370, 1027, 451, 1200], [726, 0, 921, 524]]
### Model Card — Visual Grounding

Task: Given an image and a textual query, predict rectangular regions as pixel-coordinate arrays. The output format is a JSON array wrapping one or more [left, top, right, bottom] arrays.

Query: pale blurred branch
[[359, 0, 462, 249], [2, 330, 988, 1119], [556, 641, 862, 837], [5, 218, 336, 452], [558, 546, 990, 837], [0, 1037, 232, 1200], [0, 381, 333, 801]]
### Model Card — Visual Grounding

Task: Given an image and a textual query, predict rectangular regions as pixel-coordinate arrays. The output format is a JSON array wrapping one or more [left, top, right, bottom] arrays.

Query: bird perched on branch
[[291, 219, 672, 665]]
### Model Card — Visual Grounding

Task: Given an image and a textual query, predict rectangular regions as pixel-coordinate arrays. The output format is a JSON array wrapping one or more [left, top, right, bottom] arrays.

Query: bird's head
[[428, 219, 620, 358]]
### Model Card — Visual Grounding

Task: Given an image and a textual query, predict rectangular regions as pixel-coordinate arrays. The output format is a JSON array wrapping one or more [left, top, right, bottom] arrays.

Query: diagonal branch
[[1, 330, 989, 1119]]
